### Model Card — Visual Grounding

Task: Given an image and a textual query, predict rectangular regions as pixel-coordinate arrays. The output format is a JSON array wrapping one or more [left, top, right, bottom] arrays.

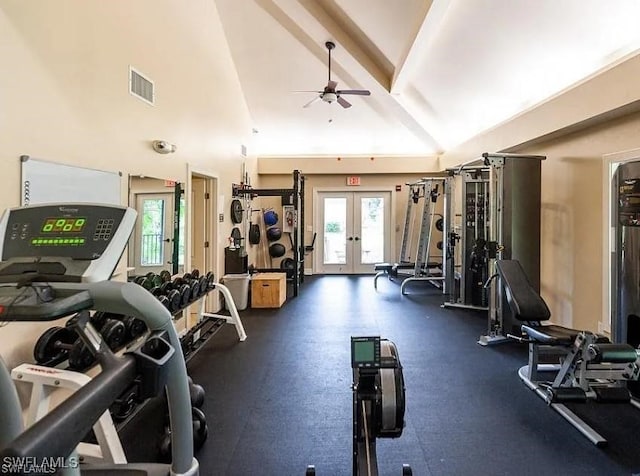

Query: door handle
[[354, 237, 360, 241], [347, 237, 353, 241], [164, 238, 171, 243]]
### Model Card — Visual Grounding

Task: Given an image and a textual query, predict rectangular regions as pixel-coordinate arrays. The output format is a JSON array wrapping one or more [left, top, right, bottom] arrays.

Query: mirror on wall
[[128, 175, 185, 277]]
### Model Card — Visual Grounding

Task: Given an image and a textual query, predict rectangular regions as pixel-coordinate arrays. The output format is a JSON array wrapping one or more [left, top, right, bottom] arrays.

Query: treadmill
[[0, 203, 199, 475]]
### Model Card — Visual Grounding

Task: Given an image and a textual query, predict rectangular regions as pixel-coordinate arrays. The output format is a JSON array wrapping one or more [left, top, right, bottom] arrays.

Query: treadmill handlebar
[[0, 353, 137, 463]]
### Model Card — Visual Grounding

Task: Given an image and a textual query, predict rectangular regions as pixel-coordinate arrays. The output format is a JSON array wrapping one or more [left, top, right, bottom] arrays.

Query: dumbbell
[[121, 315, 148, 341], [159, 269, 173, 283], [34, 326, 88, 366], [182, 272, 201, 301], [34, 324, 96, 371], [110, 383, 140, 421], [87, 312, 127, 350], [205, 272, 215, 290], [133, 272, 163, 291], [157, 294, 171, 311], [160, 280, 189, 311]]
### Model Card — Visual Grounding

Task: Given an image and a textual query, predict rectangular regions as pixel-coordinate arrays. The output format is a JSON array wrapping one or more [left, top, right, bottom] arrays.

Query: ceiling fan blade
[[293, 90, 324, 93], [337, 96, 352, 108], [336, 89, 371, 96], [327, 80, 338, 91], [303, 96, 322, 108]]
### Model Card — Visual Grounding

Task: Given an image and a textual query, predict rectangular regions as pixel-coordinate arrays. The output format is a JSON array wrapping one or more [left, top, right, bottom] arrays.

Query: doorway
[[316, 191, 391, 274], [132, 193, 175, 276]]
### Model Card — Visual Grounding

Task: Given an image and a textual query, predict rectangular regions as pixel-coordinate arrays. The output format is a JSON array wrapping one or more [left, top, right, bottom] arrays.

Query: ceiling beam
[[298, 0, 392, 91], [390, 0, 452, 94]]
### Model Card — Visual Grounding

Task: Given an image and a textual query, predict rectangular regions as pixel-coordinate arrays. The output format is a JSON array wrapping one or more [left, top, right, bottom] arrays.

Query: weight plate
[[34, 327, 75, 363], [249, 224, 260, 244], [198, 276, 208, 295], [205, 272, 215, 289], [141, 278, 154, 290], [191, 269, 200, 279], [189, 280, 200, 300], [160, 270, 172, 282], [151, 286, 163, 297], [68, 341, 96, 371], [167, 289, 181, 312], [101, 319, 126, 350], [179, 284, 191, 306], [230, 199, 243, 224], [157, 295, 171, 311], [160, 281, 173, 294], [435, 217, 444, 232]]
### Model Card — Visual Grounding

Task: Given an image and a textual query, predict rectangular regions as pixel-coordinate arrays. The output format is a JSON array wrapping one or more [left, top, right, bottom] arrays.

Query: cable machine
[[442, 153, 545, 345], [398, 177, 446, 294], [442, 166, 491, 310], [232, 170, 306, 297]]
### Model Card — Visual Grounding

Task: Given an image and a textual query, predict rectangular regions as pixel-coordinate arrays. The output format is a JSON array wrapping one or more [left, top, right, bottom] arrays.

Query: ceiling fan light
[[322, 92, 337, 103]]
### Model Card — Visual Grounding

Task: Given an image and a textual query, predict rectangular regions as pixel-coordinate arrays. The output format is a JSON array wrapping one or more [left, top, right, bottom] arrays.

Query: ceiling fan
[[300, 41, 371, 109]]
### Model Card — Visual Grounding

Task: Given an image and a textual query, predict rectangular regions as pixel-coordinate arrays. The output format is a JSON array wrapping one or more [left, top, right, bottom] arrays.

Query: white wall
[[0, 0, 256, 368]]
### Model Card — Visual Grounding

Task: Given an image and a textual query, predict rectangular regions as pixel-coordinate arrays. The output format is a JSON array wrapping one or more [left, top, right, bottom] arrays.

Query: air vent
[[241, 144, 247, 157], [129, 66, 154, 105]]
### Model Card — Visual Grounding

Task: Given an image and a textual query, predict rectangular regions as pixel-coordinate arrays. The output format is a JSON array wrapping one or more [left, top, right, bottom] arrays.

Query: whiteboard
[[21, 156, 122, 206]]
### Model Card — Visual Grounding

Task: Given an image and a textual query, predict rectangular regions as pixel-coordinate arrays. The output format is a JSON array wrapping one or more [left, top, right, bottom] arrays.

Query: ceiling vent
[[129, 66, 154, 105]]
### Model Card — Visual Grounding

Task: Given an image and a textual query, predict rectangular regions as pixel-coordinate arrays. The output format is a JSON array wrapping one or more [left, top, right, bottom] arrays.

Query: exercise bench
[[496, 259, 640, 446]]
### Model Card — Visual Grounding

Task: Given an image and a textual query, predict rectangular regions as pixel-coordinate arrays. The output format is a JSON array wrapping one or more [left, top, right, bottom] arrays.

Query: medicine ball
[[266, 227, 282, 242], [280, 257, 295, 271], [269, 243, 286, 258], [263, 210, 279, 227]]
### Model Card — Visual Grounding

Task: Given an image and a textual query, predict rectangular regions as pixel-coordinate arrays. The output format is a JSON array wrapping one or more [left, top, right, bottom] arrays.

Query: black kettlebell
[[159, 407, 209, 461]]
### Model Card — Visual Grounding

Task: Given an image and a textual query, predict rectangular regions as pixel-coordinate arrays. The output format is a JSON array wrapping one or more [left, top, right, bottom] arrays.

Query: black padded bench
[[495, 259, 640, 446], [495, 260, 579, 345]]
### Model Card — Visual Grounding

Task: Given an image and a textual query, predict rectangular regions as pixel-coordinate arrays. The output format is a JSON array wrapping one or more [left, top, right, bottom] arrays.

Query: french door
[[133, 193, 176, 275], [317, 191, 391, 274]]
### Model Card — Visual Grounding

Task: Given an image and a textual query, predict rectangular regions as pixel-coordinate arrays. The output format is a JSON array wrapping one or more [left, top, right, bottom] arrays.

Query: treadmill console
[[0, 203, 137, 283], [351, 336, 381, 369]]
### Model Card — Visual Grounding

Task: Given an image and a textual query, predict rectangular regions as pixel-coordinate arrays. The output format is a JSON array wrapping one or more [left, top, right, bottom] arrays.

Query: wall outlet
[[219, 213, 224, 222]]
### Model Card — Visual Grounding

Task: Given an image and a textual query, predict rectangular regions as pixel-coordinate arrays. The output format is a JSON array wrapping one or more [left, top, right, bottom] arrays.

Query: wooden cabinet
[[251, 273, 286, 308]]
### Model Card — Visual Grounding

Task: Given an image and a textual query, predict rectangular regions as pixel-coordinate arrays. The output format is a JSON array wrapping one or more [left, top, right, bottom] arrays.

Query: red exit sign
[[346, 176, 361, 186], [164, 180, 176, 187]]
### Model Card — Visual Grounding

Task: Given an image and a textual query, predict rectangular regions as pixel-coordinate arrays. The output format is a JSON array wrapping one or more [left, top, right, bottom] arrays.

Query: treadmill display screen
[[2, 205, 126, 260], [41, 217, 86, 233]]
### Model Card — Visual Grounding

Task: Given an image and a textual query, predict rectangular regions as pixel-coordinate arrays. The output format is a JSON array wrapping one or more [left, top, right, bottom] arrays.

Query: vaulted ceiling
[[214, 0, 640, 157]]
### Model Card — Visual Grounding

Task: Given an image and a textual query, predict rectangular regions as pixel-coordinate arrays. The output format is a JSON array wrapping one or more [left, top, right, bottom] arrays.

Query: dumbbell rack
[[173, 281, 247, 362]]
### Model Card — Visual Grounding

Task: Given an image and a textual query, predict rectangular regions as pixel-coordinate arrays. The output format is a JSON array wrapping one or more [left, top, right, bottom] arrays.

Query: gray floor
[[188, 275, 638, 475]]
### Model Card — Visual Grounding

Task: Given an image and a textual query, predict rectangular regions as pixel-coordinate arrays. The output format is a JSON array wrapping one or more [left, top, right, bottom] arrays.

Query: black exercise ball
[[266, 227, 282, 242], [280, 257, 295, 270], [269, 243, 286, 258]]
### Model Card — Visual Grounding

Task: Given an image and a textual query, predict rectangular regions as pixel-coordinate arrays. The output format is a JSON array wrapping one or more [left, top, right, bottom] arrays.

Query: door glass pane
[[178, 197, 186, 266], [324, 198, 347, 264], [141, 198, 165, 266], [361, 197, 384, 264]]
